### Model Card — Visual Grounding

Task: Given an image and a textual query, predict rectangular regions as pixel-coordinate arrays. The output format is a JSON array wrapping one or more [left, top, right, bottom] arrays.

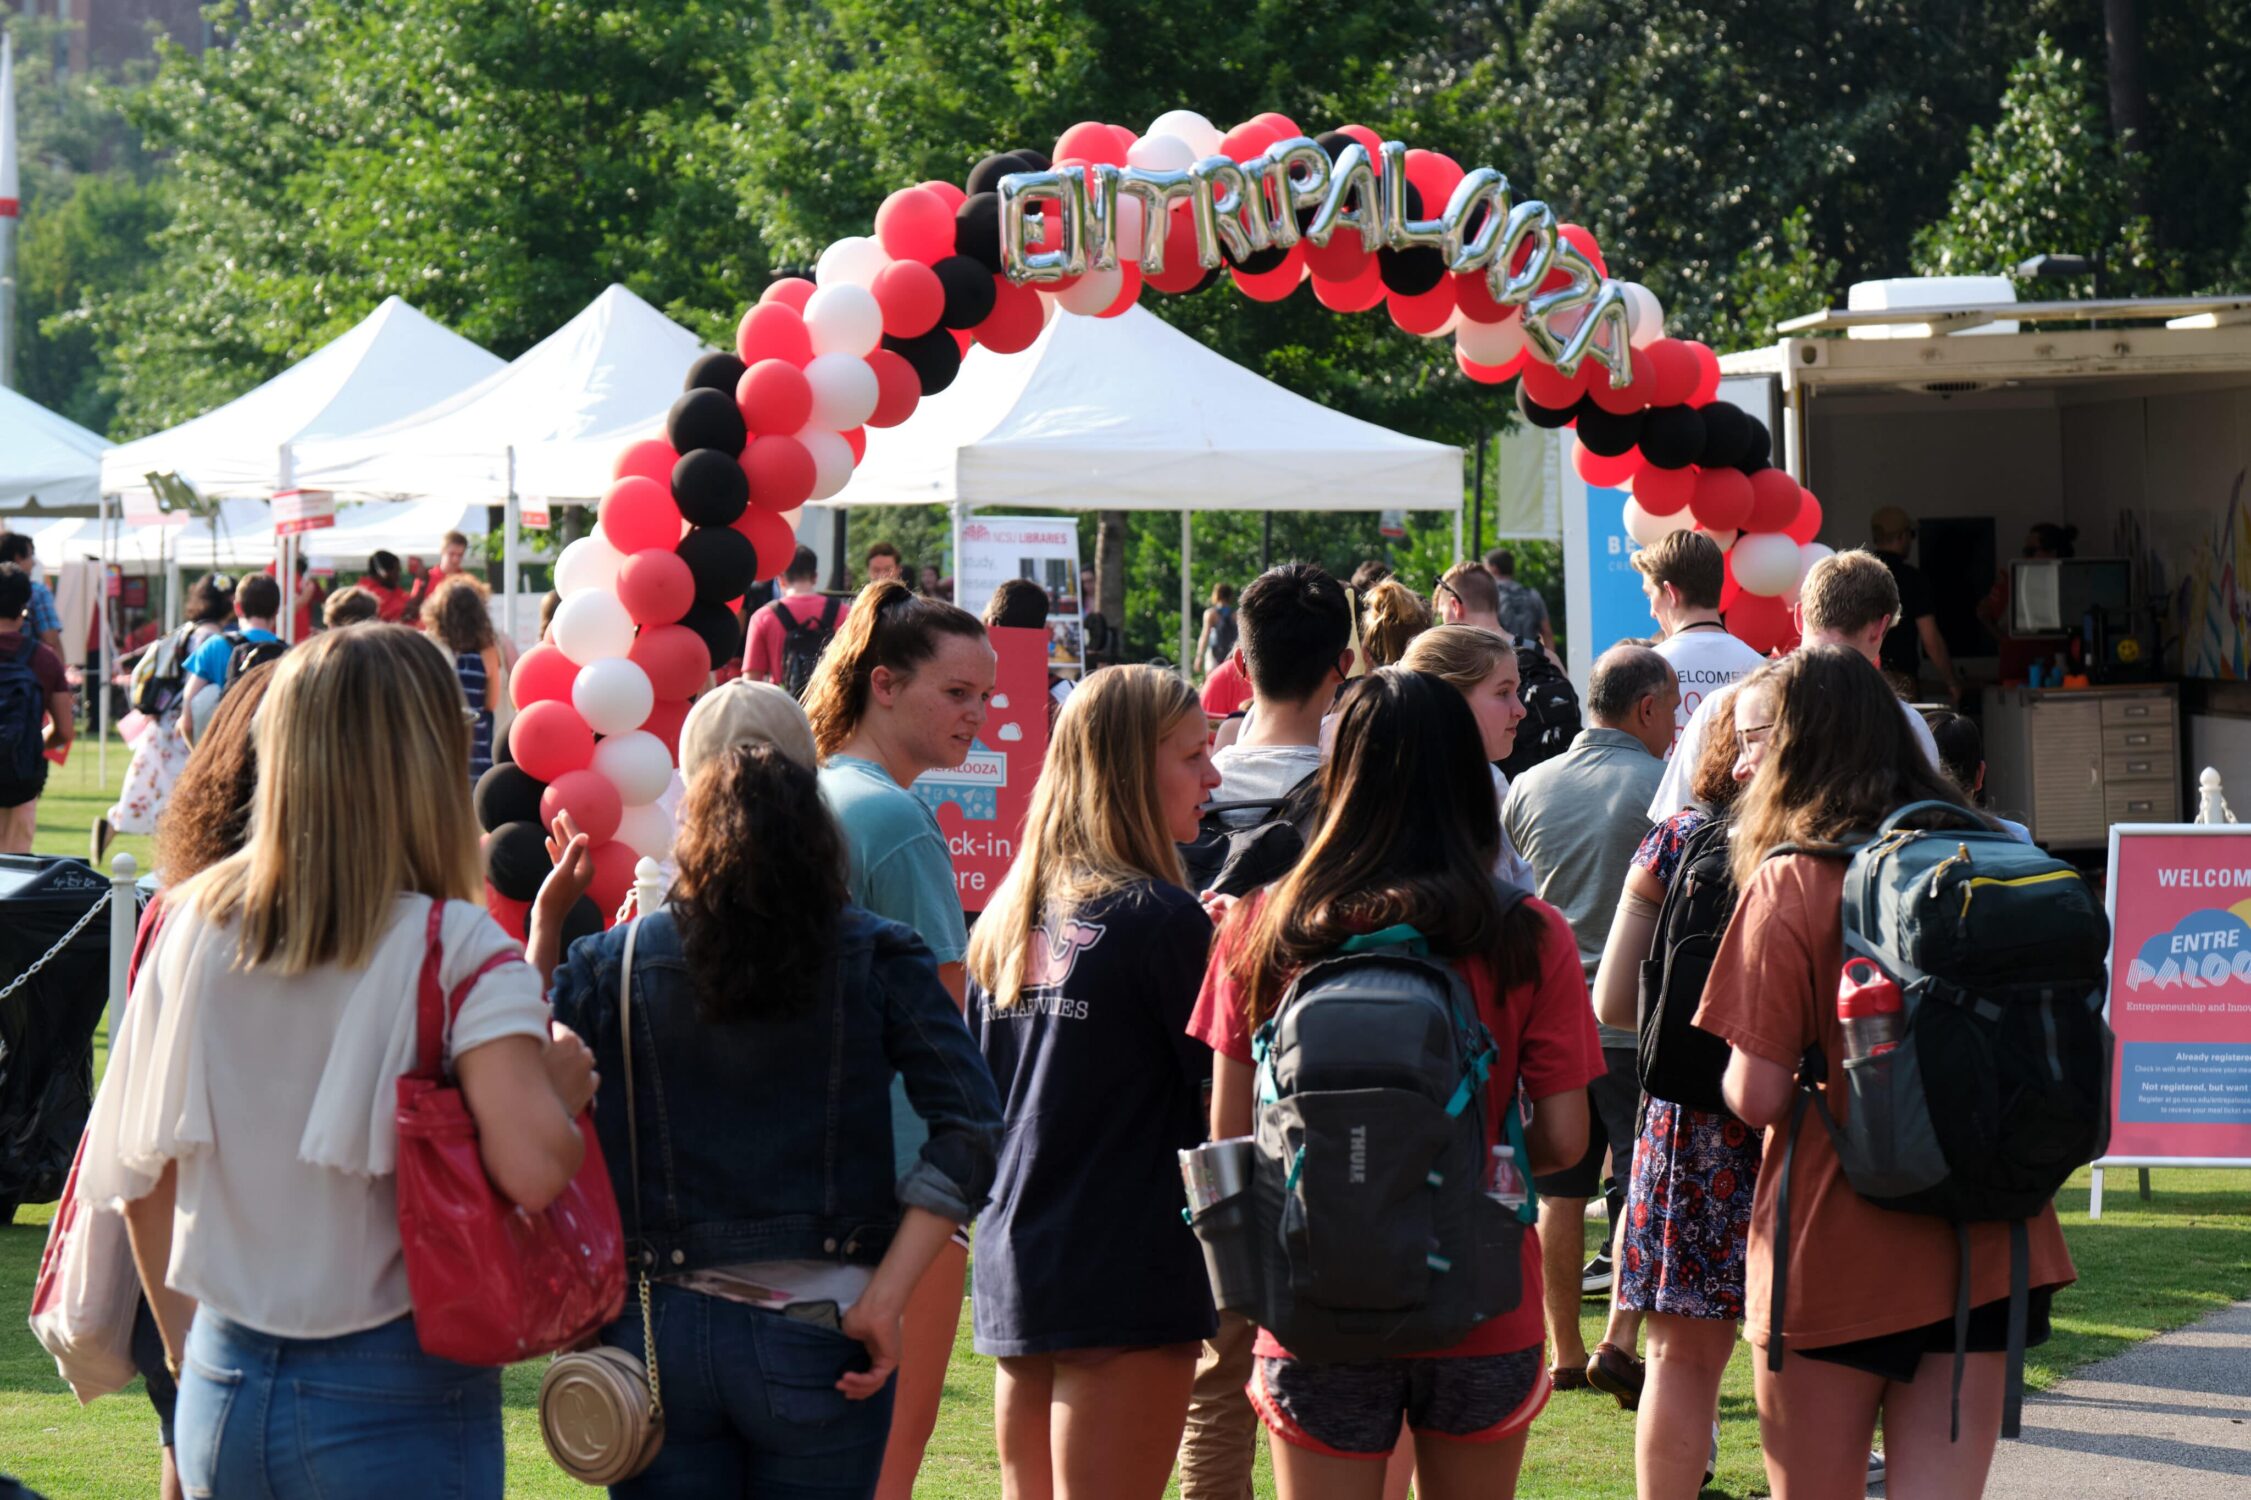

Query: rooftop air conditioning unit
[[1847, 276, 2020, 339]]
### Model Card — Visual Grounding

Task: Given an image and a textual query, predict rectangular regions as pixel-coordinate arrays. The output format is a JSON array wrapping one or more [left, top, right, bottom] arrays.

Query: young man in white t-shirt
[[1205, 562, 1354, 827], [1632, 530, 1768, 758]]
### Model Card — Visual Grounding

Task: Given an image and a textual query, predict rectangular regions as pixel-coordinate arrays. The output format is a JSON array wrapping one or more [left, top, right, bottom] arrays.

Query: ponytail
[[802, 579, 988, 757]]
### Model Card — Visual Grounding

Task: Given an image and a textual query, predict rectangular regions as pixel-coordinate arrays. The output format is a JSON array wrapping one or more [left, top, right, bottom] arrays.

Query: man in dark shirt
[[1870, 506, 1962, 704]]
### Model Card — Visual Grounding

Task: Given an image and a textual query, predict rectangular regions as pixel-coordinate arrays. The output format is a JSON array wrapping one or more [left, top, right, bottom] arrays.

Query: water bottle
[[1486, 1145, 1528, 1209], [1837, 958, 1904, 1060]]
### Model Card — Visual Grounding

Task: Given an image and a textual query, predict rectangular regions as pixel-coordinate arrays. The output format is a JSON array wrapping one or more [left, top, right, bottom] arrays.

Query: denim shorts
[[1250, 1346, 1548, 1459], [175, 1312, 501, 1500]]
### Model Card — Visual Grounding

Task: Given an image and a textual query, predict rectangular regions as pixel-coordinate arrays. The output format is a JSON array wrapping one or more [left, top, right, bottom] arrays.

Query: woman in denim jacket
[[550, 693, 1002, 1499]]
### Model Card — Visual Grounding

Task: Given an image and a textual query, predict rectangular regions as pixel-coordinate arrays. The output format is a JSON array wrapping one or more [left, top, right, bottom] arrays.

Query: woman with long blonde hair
[[81, 625, 596, 1499], [968, 665, 1223, 1500], [1359, 578, 1433, 669]]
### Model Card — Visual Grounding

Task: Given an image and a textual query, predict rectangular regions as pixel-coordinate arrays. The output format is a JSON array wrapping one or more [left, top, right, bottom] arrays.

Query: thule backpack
[[130, 624, 201, 717], [1496, 646, 1580, 781], [1178, 769, 1323, 898], [1636, 816, 1740, 1114], [1770, 801, 2112, 1438], [778, 596, 843, 700], [1241, 899, 1536, 1362]]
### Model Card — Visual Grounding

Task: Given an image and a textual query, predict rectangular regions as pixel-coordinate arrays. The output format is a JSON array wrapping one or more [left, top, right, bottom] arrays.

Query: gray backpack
[[1241, 902, 1534, 1362]]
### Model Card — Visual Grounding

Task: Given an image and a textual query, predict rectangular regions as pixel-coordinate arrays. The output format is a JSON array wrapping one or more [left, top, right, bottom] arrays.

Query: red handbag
[[394, 899, 625, 1366]]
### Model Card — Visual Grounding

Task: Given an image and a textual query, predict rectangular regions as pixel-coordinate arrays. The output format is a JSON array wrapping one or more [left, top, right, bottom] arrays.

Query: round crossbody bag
[[540, 917, 666, 1484]]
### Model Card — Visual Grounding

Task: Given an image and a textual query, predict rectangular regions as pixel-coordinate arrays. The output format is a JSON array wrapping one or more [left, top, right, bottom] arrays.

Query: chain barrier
[[0, 889, 114, 1007]]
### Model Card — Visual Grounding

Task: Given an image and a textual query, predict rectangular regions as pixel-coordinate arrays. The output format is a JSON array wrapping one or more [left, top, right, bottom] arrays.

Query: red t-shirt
[[361, 576, 411, 623], [1200, 655, 1252, 721], [262, 563, 317, 640], [744, 593, 847, 683], [1186, 892, 1603, 1359]]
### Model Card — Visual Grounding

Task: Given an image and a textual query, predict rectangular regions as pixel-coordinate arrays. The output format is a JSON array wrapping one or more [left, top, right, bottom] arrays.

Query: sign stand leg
[[2138, 1167, 2151, 1201], [1178, 510, 1193, 683], [2088, 1166, 2104, 1220]]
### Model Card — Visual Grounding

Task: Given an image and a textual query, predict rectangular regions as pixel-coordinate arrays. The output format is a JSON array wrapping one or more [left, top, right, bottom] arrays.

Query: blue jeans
[[602, 1282, 896, 1498], [175, 1313, 501, 1500]]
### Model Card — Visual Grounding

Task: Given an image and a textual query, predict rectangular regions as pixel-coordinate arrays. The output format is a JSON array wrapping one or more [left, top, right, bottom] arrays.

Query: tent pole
[[1178, 510, 1193, 682], [98, 489, 110, 788], [1453, 503, 1463, 570], [503, 446, 520, 643], [1472, 430, 1486, 560], [950, 499, 966, 607]]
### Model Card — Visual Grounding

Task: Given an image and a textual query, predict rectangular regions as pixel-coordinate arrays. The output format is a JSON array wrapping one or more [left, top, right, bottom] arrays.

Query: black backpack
[[1497, 646, 1580, 781], [0, 635, 49, 782], [1178, 769, 1323, 898], [223, 632, 289, 687], [1770, 802, 2112, 1439], [1238, 903, 1533, 1361], [778, 596, 842, 700], [1636, 816, 1740, 1113]]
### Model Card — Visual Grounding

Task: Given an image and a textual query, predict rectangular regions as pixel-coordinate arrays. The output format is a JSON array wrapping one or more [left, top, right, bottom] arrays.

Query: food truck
[[1565, 276, 2251, 852]]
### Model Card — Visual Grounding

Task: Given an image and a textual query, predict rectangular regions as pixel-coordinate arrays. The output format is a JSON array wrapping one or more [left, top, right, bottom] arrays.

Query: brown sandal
[[1548, 1363, 1592, 1391], [1585, 1341, 1646, 1410]]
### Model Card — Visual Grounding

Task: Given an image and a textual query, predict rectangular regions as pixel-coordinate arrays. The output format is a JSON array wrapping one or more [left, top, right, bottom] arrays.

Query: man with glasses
[[1431, 561, 1507, 635], [1869, 506, 1962, 705]]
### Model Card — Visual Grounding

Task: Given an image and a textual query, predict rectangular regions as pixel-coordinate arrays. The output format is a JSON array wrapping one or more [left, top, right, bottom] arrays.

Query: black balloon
[[474, 762, 544, 834], [1695, 401, 1749, 470], [672, 448, 749, 528], [965, 151, 1037, 199], [1737, 415, 1772, 471], [1016, 149, 1052, 171], [485, 820, 551, 903], [1377, 245, 1447, 297], [559, 895, 605, 948], [883, 326, 963, 396], [684, 351, 746, 397], [667, 388, 746, 458], [955, 192, 1004, 273], [1573, 400, 1645, 458], [493, 713, 516, 766], [680, 597, 744, 669], [676, 524, 758, 610], [1314, 130, 1359, 160], [1516, 384, 1576, 430], [1638, 406, 1707, 470], [934, 255, 998, 328], [1225, 241, 1290, 276]]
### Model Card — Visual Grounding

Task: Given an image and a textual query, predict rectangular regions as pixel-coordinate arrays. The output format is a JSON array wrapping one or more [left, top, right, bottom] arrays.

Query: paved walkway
[[1978, 1299, 2251, 1497]]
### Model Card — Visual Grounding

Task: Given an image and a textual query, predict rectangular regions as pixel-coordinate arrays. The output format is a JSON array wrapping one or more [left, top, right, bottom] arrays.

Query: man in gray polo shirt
[[1501, 643, 1677, 1389]]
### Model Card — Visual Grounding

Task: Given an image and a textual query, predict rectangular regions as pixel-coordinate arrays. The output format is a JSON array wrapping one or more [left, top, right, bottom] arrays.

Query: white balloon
[[1114, 195, 1147, 262], [1788, 541, 1836, 603], [814, 235, 889, 290], [553, 534, 626, 597], [1056, 266, 1123, 316], [550, 589, 637, 664], [1125, 133, 1197, 174], [804, 284, 884, 359], [1733, 532, 1805, 598], [1622, 282, 1665, 347], [614, 801, 676, 862], [1696, 527, 1740, 552], [798, 426, 855, 501], [804, 351, 879, 430], [1623, 496, 1695, 549], [1456, 315, 1528, 366], [572, 656, 656, 738], [1144, 110, 1224, 160], [590, 729, 675, 806]]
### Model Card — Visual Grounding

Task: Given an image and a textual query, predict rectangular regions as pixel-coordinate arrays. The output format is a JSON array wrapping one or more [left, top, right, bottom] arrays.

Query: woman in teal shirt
[[803, 577, 997, 1500]]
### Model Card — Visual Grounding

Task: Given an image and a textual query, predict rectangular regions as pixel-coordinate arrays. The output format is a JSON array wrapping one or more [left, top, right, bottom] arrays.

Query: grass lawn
[[6, 748, 2248, 1495]]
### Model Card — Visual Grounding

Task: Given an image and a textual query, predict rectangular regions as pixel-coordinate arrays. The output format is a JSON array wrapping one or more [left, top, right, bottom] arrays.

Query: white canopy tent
[[843, 303, 1463, 669], [0, 385, 110, 515]]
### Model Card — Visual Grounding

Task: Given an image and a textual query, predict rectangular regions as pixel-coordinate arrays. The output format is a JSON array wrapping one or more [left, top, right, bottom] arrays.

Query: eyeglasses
[[1433, 581, 1460, 604], [1739, 723, 1776, 744]]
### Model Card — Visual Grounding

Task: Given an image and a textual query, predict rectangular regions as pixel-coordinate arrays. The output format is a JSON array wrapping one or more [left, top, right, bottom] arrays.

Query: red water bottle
[[1838, 958, 1904, 1060]]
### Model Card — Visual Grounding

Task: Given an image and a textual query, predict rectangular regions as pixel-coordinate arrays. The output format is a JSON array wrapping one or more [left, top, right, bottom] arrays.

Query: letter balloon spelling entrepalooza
[[475, 108, 1830, 926]]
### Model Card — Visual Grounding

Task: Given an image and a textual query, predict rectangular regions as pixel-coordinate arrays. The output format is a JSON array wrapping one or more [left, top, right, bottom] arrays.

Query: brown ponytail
[[802, 579, 988, 757]]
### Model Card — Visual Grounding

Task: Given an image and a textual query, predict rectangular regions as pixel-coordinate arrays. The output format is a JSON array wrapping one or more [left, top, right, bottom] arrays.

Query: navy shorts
[[1798, 1289, 2055, 1385], [1250, 1346, 1547, 1459]]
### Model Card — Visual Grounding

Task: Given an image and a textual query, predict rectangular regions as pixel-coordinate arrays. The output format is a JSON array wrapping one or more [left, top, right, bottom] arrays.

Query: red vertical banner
[[910, 624, 1051, 912], [2103, 826, 2251, 1164]]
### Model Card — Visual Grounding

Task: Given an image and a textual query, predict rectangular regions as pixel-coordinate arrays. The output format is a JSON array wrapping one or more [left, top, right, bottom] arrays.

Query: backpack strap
[[2003, 1218, 2030, 1438], [1767, 1043, 1846, 1373], [818, 595, 841, 631], [1950, 1221, 1972, 1441], [1879, 798, 1988, 836]]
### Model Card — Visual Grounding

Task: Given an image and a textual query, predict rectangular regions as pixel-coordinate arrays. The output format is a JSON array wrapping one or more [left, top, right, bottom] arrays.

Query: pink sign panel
[[2103, 826, 2251, 1163], [909, 625, 1051, 913]]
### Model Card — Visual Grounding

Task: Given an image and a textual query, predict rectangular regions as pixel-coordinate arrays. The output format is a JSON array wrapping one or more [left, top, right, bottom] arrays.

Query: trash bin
[[0, 855, 117, 1224]]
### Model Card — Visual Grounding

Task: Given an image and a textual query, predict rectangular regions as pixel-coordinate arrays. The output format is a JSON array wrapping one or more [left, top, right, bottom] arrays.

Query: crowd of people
[[28, 514, 2085, 1500]]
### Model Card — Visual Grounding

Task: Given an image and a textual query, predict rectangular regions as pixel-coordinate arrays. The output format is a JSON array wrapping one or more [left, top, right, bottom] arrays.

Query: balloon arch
[[475, 109, 1829, 930]]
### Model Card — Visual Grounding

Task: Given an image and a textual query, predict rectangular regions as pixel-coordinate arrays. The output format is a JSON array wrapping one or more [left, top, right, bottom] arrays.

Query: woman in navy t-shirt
[[968, 665, 1224, 1498]]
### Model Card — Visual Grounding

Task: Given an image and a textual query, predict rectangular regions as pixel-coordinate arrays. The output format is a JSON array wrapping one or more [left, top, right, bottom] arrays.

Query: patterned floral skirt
[[108, 712, 193, 837], [1615, 1097, 1763, 1320]]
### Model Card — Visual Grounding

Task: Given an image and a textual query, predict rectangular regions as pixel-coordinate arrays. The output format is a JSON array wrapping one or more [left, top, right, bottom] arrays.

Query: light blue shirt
[[185, 628, 280, 685], [25, 580, 62, 641]]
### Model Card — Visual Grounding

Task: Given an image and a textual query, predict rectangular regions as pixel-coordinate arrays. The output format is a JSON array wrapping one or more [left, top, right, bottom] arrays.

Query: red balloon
[[1644, 339, 1700, 408], [736, 302, 813, 368], [760, 277, 816, 313], [511, 700, 596, 784], [628, 623, 709, 701], [1727, 592, 1796, 656], [1096, 262, 1144, 317], [586, 840, 639, 926], [640, 696, 692, 760], [611, 438, 679, 487], [1218, 119, 1286, 161], [731, 503, 797, 581], [1634, 464, 1697, 517], [918, 179, 968, 214], [1332, 124, 1384, 158], [1144, 207, 1210, 295], [1689, 467, 1755, 532], [1575, 443, 1644, 488], [1232, 248, 1304, 303], [1303, 230, 1372, 284], [616, 548, 696, 626], [865, 348, 921, 428], [950, 326, 973, 357], [1684, 340, 1722, 407], [871, 259, 945, 338], [874, 187, 957, 264], [736, 359, 814, 438], [600, 476, 683, 555], [1313, 258, 1387, 313], [511, 642, 579, 706], [1519, 356, 1590, 410], [541, 767, 624, 848], [1107, 124, 1139, 158], [1456, 346, 1527, 385], [1559, 223, 1608, 279], [1786, 487, 1824, 545], [1053, 120, 1128, 166], [838, 425, 866, 463], [484, 885, 531, 943], [1386, 279, 1457, 336], [740, 434, 816, 512], [1744, 468, 1804, 535], [1586, 347, 1655, 416], [975, 278, 1045, 354], [1251, 111, 1302, 141], [1453, 271, 1514, 325], [1403, 150, 1465, 216]]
